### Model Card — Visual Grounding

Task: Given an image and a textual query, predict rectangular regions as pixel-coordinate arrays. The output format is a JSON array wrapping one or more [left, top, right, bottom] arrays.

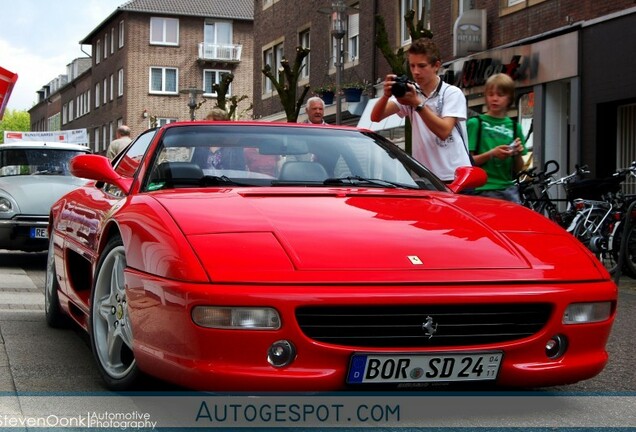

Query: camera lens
[[391, 82, 407, 97]]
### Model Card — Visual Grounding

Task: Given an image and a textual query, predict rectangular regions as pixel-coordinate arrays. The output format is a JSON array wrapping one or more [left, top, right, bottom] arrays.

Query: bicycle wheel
[[620, 221, 636, 277], [571, 209, 620, 274]]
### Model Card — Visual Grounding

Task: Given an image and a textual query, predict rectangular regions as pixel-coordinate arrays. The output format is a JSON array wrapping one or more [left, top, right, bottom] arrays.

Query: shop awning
[[357, 97, 405, 131], [0, 66, 18, 120]]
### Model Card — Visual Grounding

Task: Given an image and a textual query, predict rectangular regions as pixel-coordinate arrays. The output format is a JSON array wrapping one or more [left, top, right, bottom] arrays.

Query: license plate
[[347, 352, 502, 384], [30, 227, 48, 239]]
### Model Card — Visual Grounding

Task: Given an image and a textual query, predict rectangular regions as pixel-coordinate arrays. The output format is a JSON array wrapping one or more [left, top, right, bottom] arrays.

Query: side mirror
[[448, 166, 488, 193], [70, 154, 133, 193]]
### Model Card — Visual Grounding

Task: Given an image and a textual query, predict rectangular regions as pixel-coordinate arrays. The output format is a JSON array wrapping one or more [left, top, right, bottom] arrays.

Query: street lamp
[[179, 87, 205, 121], [330, 0, 347, 125]]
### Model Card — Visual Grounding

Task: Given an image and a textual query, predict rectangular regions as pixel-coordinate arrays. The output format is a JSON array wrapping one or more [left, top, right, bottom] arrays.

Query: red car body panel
[[48, 122, 617, 391]]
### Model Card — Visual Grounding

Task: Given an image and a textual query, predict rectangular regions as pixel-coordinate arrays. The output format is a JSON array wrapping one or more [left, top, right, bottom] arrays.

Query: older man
[[303, 97, 326, 124], [106, 125, 132, 160]]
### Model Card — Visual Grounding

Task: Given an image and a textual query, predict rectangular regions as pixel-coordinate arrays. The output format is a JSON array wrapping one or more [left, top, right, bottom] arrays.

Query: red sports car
[[46, 121, 616, 391]]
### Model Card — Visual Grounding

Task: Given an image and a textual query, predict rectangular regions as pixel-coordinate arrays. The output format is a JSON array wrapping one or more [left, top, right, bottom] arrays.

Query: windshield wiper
[[323, 176, 417, 189], [32, 168, 65, 175]]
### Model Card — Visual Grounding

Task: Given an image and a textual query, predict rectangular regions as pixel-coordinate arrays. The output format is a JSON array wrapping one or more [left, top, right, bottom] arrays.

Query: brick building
[[28, 0, 254, 155], [254, 0, 636, 185]]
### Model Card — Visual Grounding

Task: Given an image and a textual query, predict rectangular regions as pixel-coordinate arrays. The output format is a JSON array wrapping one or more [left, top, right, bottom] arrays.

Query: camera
[[391, 75, 416, 98]]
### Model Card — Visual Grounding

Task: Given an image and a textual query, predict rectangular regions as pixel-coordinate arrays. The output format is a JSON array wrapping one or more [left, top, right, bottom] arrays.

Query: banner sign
[[3, 129, 89, 145], [0, 393, 634, 429]]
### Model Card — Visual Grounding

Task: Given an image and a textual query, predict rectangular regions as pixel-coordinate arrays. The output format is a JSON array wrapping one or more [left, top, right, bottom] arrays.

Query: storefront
[[442, 30, 580, 178]]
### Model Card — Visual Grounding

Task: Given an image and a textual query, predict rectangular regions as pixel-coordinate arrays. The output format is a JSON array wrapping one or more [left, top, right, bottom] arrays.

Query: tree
[[375, 7, 433, 155], [212, 73, 252, 120], [0, 109, 30, 144], [262, 46, 311, 122]]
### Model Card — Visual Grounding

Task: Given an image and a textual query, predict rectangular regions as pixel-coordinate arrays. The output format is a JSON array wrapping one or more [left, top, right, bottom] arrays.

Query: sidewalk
[[617, 274, 636, 291]]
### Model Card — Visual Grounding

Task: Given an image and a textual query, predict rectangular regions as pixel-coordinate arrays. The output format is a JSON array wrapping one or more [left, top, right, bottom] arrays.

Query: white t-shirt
[[394, 81, 471, 182]]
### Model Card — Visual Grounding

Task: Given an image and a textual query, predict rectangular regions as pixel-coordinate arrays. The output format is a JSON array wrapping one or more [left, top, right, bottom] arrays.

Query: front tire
[[45, 233, 68, 328], [89, 235, 139, 390]]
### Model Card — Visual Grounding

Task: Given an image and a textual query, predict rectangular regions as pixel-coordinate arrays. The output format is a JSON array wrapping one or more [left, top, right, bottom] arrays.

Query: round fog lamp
[[267, 340, 296, 368], [545, 334, 568, 359]]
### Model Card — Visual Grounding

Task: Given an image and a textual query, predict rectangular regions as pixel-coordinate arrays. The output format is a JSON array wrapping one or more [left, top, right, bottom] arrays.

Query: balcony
[[198, 43, 242, 65]]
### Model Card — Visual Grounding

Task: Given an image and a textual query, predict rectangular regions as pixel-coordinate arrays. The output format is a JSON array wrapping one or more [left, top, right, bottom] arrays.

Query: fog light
[[563, 302, 612, 324], [267, 340, 296, 368], [192, 306, 280, 329], [545, 334, 568, 359]]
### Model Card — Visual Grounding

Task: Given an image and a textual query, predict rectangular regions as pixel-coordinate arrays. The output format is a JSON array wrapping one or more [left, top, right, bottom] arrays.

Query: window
[[118, 69, 124, 97], [110, 74, 114, 101], [203, 20, 233, 59], [150, 17, 179, 45], [400, 0, 430, 45], [93, 128, 100, 153], [118, 20, 125, 48], [263, 42, 284, 93], [299, 29, 310, 79], [102, 126, 108, 152], [95, 40, 101, 64], [104, 36, 108, 59], [348, 8, 359, 62], [68, 100, 74, 122], [62, 104, 68, 125], [95, 83, 100, 108], [103, 78, 108, 104], [86, 90, 90, 114], [203, 69, 231, 96], [500, 0, 547, 15], [157, 118, 177, 127], [150, 67, 178, 94], [110, 28, 115, 54]]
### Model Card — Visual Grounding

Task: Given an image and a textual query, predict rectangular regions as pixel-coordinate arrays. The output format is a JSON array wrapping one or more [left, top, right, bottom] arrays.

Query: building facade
[[28, 0, 254, 155], [431, 0, 636, 184]]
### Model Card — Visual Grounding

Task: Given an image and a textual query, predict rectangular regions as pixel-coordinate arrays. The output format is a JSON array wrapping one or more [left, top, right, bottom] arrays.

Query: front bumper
[[123, 270, 616, 391]]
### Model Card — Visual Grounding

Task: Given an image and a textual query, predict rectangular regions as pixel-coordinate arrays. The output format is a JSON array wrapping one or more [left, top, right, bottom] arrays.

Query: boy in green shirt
[[467, 73, 527, 203]]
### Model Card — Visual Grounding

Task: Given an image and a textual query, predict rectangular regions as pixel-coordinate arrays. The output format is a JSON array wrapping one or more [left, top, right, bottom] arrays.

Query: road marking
[[0, 269, 44, 312]]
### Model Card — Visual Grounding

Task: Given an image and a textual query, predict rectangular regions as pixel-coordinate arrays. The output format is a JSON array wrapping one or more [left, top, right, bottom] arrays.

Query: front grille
[[296, 303, 552, 348]]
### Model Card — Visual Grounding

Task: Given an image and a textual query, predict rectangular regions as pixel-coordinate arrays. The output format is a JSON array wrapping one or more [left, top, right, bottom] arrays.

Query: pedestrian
[[303, 97, 327, 124], [106, 125, 132, 160], [205, 107, 230, 121], [370, 38, 471, 182], [466, 73, 527, 203], [196, 107, 245, 169]]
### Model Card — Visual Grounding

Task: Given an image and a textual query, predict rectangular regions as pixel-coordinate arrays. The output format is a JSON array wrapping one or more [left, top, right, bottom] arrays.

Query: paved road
[[1, 250, 636, 393]]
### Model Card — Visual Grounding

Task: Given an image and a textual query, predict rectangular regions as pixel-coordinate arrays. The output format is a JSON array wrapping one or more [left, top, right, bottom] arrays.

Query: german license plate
[[30, 227, 48, 239], [347, 352, 502, 384]]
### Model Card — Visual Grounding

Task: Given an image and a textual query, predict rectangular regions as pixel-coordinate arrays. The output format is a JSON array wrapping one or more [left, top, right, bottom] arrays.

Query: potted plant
[[314, 84, 336, 105], [341, 82, 366, 102]]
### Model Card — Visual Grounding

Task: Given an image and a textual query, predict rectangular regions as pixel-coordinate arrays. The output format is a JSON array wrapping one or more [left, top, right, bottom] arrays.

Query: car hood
[[153, 188, 605, 283], [0, 175, 87, 214]]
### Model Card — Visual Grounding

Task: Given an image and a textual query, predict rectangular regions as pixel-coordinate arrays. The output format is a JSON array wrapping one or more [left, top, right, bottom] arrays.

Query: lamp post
[[179, 87, 205, 120], [330, 0, 347, 125]]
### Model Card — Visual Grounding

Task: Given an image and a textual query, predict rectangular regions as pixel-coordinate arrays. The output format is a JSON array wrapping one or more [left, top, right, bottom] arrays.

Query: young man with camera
[[371, 38, 471, 183]]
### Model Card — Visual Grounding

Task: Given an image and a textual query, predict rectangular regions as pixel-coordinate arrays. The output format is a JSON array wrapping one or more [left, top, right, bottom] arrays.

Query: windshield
[[0, 148, 87, 177], [143, 125, 445, 192]]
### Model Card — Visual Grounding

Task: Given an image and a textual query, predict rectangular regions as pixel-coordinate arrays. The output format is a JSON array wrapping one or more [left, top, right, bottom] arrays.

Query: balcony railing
[[198, 43, 242, 63]]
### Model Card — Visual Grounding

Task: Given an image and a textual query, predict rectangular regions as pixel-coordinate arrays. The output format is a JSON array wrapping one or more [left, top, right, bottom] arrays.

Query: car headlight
[[563, 302, 612, 324], [0, 197, 12, 213], [192, 306, 281, 329]]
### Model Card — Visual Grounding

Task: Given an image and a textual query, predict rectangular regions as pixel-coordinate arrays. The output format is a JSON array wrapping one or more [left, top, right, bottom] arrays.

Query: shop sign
[[443, 31, 579, 92], [453, 9, 487, 57]]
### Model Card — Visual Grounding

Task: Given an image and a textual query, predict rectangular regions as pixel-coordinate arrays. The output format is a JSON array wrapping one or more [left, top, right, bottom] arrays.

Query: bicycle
[[516, 160, 590, 229], [569, 161, 636, 275]]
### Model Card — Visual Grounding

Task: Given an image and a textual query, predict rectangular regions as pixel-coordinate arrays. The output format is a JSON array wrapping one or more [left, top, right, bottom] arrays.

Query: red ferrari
[[46, 121, 616, 391]]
